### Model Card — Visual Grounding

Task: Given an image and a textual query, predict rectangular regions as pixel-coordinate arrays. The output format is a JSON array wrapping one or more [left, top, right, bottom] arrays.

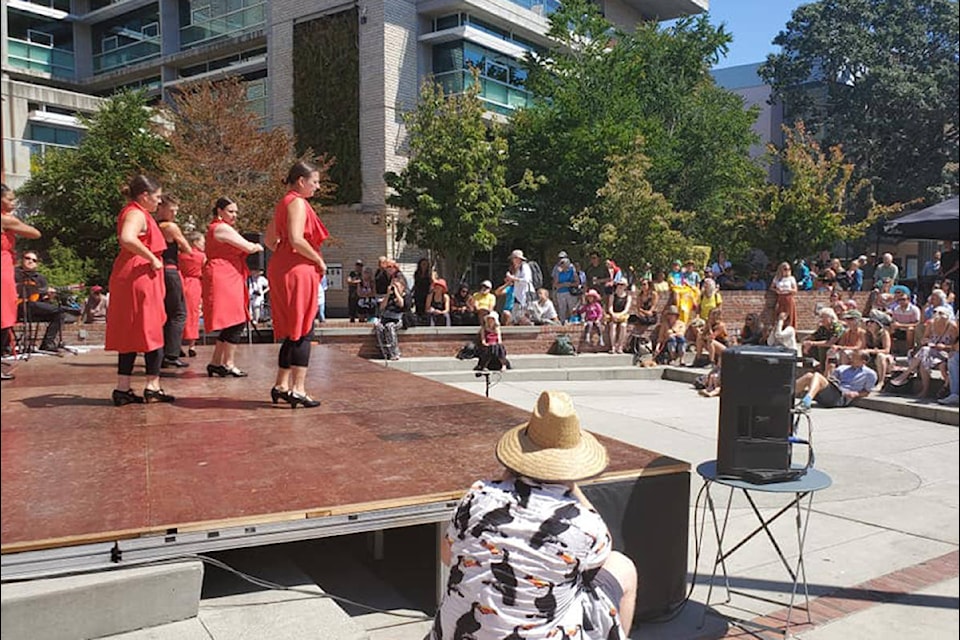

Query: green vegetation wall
[[293, 9, 361, 204]]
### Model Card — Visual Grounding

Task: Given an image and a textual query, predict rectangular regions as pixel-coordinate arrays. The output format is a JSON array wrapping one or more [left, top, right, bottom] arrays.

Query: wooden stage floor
[[1, 345, 687, 555]]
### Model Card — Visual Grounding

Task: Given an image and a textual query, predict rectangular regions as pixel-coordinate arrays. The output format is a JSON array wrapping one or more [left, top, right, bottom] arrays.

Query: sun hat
[[480, 280, 493, 289], [496, 391, 609, 482], [891, 285, 911, 296], [867, 309, 892, 326], [842, 309, 862, 320], [432, 278, 448, 292], [91, 285, 103, 293], [615, 280, 628, 287], [509, 249, 527, 261], [665, 305, 680, 315], [355, 259, 363, 265], [558, 251, 568, 259], [486, 310, 500, 323], [586, 288, 601, 300]]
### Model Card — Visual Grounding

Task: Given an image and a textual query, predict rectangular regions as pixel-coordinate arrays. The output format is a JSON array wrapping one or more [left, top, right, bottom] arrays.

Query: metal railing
[[180, 1, 266, 50], [6, 38, 75, 78], [432, 69, 532, 114], [93, 39, 161, 73]]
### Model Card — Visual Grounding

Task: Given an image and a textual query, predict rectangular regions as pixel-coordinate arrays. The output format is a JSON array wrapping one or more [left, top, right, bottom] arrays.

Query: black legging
[[217, 322, 246, 344], [162, 268, 187, 359], [118, 349, 163, 376], [278, 336, 311, 369]]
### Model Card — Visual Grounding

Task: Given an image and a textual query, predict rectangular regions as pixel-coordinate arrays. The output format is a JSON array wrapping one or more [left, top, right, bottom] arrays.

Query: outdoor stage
[[1, 345, 690, 617]]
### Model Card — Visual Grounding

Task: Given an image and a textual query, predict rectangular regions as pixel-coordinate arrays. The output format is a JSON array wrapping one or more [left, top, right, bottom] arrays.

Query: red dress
[[202, 220, 249, 332], [105, 203, 167, 353], [267, 191, 329, 341], [1, 224, 18, 330], [179, 249, 204, 341]]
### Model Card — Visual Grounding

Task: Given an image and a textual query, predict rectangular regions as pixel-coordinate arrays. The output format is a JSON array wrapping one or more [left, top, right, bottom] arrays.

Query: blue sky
[[705, 0, 808, 69]]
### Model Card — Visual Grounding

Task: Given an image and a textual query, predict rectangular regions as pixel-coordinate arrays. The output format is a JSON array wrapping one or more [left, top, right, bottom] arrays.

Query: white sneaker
[[937, 394, 959, 406]]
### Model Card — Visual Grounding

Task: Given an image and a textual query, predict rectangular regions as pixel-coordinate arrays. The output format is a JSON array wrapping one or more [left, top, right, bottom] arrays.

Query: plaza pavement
[[358, 375, 959, 640]]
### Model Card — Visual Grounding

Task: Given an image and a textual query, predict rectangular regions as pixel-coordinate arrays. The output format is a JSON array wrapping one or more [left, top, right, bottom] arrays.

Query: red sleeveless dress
[[179, 249, 205, 341], [202, 220, 249, 332], [105, 203, 167, 353], [1, 224, 18, 330], [267, 191, 329, 341]]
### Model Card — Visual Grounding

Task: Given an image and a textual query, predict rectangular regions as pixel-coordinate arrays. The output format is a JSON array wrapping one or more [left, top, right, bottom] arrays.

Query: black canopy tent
[[883, 197, 959, 241]]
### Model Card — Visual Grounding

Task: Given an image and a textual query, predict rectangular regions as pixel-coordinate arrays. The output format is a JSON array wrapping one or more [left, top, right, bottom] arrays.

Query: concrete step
[[375, 352, 635, 373], [419, 365, 664, 383]]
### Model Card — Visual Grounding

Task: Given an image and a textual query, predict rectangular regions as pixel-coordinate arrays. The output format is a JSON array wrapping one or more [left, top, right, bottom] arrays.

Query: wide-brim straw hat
[[496, 391, 609, 482]]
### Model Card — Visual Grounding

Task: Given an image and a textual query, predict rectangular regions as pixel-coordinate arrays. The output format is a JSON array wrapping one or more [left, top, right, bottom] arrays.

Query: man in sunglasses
[[14, 252, 74, 352]]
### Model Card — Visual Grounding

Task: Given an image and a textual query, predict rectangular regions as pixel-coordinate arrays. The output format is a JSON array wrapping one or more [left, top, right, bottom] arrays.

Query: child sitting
[[578, 289, 605, 348], [476, 310, 510, 371]]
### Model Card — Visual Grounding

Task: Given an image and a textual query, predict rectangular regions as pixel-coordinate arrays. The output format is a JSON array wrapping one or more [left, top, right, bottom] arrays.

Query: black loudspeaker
[[243, 232, 265, 272], [717, 345, 798, 477]]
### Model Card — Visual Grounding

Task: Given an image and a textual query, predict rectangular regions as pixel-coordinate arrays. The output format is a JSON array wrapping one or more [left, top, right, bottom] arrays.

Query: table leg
[[784, 491, 816, 633], [699, 482, 736, 629]]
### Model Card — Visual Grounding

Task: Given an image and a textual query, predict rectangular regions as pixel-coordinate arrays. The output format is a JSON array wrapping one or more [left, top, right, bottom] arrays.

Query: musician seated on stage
[[429, 391, 637, 640], [14, 251, 77, 351]]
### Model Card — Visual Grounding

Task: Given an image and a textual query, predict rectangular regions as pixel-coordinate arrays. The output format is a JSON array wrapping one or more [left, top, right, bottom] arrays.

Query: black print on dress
[[525, 577, 557, 620], [447, 555, 479, 597], [530, 503, 581, 549], [512, 479, 535, 509], [503, 624, 534, 639], [581, 565, 602, 599], [470, 504, 514, 539], [454, 493, 475, 540], [552, 624, 583, 639], [453, 601, 494, 640], [482, 548, 519, 606]]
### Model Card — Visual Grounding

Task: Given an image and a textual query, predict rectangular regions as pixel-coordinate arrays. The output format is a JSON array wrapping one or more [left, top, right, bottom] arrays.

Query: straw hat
[[842, 309, 862, 320], [496, 391, 609, 482]]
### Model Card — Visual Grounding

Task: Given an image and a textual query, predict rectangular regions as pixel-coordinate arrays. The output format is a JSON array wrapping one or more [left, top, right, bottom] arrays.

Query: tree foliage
[[575, 141, 693, 275], [508, 0, 763, 259], [759, 0, 959, 205], [753, 122, 895, 262], [159, 77, 334, 234], [17, 90, 167, 282], [386, 77, 533, 282]]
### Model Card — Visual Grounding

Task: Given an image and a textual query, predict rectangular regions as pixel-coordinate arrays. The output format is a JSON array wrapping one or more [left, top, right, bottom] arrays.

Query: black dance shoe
[[187, 348, 197, 358], [112, 389, 144, 406], [223, 366, 248, 378], [144, 388, 176, 403], [271, 387, 290, 405], [162, 357, 190, 369], [286, 392, 321, 409], [207, 364, 228, 377]]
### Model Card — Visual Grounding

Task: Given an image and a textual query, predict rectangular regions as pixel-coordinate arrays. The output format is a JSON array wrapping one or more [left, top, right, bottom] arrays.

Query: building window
[[91, 5, 162, 73], [432, 41, 532, 114], [28, 124, 82, 147], [179, 0, 267, 50]]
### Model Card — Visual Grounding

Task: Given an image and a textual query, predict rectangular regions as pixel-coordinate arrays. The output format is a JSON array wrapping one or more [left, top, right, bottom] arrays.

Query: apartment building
[[2, 0, 706, 307]]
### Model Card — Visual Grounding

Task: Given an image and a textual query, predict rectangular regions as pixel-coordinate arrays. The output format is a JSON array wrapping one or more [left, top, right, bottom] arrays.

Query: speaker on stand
[[716, 345, 798, 478]]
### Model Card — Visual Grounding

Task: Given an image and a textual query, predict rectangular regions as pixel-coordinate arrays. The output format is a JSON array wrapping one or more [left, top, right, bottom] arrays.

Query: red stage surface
[[1, 345, 687, 554]]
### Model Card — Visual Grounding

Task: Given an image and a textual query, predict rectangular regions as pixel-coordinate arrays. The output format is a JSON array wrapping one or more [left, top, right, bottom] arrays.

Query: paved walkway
[[406, 376, 958, 640]]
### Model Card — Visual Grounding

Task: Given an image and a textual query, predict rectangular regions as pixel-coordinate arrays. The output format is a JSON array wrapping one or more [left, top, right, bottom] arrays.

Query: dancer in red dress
[[202, 197, 263, 377], [179, 231, 205, 358], [1, 184, 42, 380], [105, 175, 173, 405], [265, 161, 329, 408]]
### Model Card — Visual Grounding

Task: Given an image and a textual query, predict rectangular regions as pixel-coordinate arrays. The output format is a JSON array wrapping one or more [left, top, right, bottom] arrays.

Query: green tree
[[41, 239, 94, 288], [759, 0, 959, 205], [509, 0, 763, 258], [386, 77, 532, 282], [753, 123, 891, 262], [574, 141, 693, 274], [18, 91, 168, 282], [159, 77, 334, 234]]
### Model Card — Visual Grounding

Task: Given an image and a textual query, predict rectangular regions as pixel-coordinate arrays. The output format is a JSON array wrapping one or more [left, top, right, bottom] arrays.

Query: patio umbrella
[[883, 197, 959, 241]]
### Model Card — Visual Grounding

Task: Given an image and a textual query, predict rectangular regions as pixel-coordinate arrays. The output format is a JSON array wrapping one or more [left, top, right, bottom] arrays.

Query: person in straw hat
[[429, 391, 637, 640]]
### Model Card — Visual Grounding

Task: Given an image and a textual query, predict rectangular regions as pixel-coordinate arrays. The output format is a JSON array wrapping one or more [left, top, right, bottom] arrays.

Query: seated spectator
[[938, 339, 959, 406], [744, 270, 767, 291], [863, 309, 894, 389], [578, 289, 605, 348], [14, 251, 78, 351], [739, 312, 764, 346], [634, 278, 659, 329], [827, 310, 866, 369], [767, 311, 799, 355], [940, 279, 956, 309], [652, 270, 671, 294], [716, 266, 744, 290], [471, 280, 496, 323], [844, 260, 864, 292], [709, 250, 732, 278], [424, 278, 451, 327], [697, 362, 722, 397], [607, 280, 631, 353], [494, 278, 518, 326], [81, 285, 109, 324], [803, 308, 844, 368], [476, 310, 510, 371], [887, 286, 922, 351], [875, 277, 896, 307], [450, 282, 477, 326], [653, 305, 686, 365], [889, 307, 957, 397], [529, 287, 559, 326], [694, 307, 729, 366], [357, 267, 379, 322], [795, 349, 877, 409], [873, 252, 900, 284], [429, 391, 636, 640], [817, 268, 838, 292]]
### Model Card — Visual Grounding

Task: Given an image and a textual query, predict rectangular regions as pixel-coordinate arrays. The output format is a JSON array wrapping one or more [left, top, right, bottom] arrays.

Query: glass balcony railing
[[180, 2, 267, 50], [432, 70, 532, 115], [93, 39, 161, 73], [6, 38, 75, 78], [503, 0, 561, 16]]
